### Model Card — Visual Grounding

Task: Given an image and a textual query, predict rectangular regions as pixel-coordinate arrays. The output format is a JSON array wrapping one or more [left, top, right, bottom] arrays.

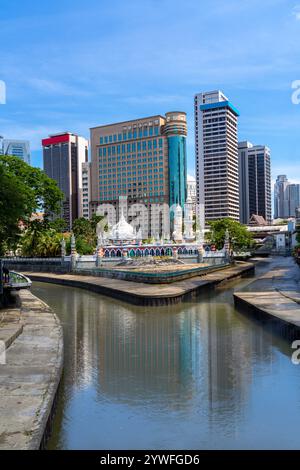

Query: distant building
[[82, 162, 91, 219], [274, 175, 300, 219], [238, 141, 272, 224], [42, 132, 89, 230], [274, 175, 290, 219], [195, 90, 239, 227], [248, 214, 267, 226], [2, 139, 31, 164], [187, 175, 196, 213], [90, 112, 187, 237], [288, 183, 300, 217]]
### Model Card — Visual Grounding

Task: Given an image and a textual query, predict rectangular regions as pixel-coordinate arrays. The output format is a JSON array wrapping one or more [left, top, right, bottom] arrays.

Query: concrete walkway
[[23, 262, 254, 306], [234, 257, 300, 329], [0, 290, 63, 450]]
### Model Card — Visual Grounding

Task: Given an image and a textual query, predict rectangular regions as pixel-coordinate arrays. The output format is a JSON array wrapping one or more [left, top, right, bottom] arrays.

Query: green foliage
[[207, 218, 253, 250], [0, 156, 63, 255], [0, 164, 28, 255], [20, 214, 106, 257], [73, 215, 106, 248], [21, 222, 63, 257], [65, 235, 94, 255], [49, 218, 67, 232]]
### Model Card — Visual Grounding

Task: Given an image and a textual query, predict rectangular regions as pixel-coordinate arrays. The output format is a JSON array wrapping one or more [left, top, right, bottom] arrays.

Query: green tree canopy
[[0, 156, 63, 255], [207, 218, 253, 250]]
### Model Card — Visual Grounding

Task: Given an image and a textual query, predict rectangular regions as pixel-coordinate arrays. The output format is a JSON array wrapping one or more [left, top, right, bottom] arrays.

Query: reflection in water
[[32, 277, 300, 450]]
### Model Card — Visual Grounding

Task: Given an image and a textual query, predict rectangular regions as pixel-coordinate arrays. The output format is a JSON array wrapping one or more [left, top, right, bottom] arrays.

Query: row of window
[[99, 127, 160, 145], [98, 139, 164, 156]]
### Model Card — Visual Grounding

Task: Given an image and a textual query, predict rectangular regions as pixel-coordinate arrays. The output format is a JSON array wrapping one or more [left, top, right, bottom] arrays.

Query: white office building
[[194, 90, 239, 227], [82, 162, 91, 219]]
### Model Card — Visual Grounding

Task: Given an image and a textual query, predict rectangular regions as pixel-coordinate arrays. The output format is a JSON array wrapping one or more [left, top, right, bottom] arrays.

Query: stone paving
[[0, 290, 63, 450], [234, 257, 300, 328], [0, 306, 23, 350], [22, 262, 254, 306]]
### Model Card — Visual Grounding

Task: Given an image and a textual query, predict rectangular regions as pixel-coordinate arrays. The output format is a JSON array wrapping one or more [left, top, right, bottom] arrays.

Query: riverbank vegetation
[[0, 156, 105, 257], [207, 218, 254, 251]]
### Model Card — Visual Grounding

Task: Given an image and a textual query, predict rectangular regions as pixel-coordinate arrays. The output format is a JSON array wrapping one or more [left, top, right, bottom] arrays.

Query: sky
[[0, 0, 300, 184]]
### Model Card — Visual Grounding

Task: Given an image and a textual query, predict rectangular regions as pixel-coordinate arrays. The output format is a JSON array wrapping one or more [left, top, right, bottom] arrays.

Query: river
[[32, 258, 300, 449]]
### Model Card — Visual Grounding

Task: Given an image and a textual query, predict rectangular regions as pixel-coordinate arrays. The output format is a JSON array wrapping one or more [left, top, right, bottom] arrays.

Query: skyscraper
[[238, 141, 272, 224], [90, 112, 187, 237], [288, 184, 300, 217], [42, 132, 89, 229], [2, 139, 31, 164], [194, 90, 239, 227], [274, 175, 290, 219]]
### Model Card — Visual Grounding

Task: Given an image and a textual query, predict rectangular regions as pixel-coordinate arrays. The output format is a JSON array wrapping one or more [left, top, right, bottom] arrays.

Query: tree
[[0, 165, 28, 254], [0, 156, 63, 255], [73, 215, 107, 248], [207, 218, 253, 251]]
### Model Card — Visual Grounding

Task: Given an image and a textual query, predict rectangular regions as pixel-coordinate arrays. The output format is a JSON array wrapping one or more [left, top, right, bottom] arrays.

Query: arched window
[[150, 248, 155, 256], [116, 249, 122, 257], [129, 249, 135, 257], [136, 249, 142, 257], [183, 247, 188, 255], [166, 248, 173, 256], [155, 248, 161, 256], [161, 248, 165, 256], [144, 249, 149, 256], [104, 250, 110, 258], [177, 247, 183, 255], [111, 250, 116, 257]]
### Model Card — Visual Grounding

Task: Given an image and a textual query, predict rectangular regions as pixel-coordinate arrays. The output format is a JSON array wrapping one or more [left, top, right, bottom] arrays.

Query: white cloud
[[293, 5, 300, 20]]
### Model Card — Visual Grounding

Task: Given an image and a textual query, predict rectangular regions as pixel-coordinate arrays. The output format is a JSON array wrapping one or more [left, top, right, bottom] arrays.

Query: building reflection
[[34, 283, 289, 423]]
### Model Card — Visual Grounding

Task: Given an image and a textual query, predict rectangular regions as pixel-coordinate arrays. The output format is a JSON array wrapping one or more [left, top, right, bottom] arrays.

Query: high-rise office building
[[288, 184, 300, 217], [194, 90, 239, 227], [2, 139, 31, 164], [238, 141, 272, 224], [82, 162, 91, 219], [274, 175, 290, 219], [42, 132, 89, 229], [90, 112, 187, 237]]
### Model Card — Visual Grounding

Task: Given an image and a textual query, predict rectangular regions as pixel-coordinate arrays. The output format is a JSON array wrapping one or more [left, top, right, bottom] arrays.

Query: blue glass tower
[[164, 112, 187, 212]]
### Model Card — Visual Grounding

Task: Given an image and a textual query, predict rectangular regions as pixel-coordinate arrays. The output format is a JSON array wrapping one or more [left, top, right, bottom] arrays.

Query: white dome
[[109, 210, 135, 241]]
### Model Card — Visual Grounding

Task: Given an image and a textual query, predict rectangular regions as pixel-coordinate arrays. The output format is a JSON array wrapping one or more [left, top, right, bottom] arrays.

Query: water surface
[[32, 259, 300, 449]]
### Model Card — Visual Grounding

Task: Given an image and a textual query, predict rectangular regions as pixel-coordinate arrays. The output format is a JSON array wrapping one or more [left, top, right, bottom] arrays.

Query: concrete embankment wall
[[0, 290, 63, 450], [23, 262, 255, 306]]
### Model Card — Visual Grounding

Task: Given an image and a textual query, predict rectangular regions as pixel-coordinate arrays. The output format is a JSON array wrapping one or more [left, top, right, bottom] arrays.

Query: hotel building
[[238, 141, 272, 224], [194, 90, 240, 227], [90, 112, 187, 237], [42, 132, 89, 229]]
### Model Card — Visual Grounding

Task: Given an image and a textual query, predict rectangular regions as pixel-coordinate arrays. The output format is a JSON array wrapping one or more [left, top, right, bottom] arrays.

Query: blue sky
[[0, 0, 300, 184]]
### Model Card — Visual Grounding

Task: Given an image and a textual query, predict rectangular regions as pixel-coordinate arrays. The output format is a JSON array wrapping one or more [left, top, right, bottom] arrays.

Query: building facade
[[90, 112, 187, 237], [42, 132, 89, 229], [274, 175, 290, 219], [187, 175, 196, 214], [82, 162, 91, 219], [2, 139, 31, 164], [194, 90, 239, 227], [238, 141, 272, 224], [288, 183, 300, 217]]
